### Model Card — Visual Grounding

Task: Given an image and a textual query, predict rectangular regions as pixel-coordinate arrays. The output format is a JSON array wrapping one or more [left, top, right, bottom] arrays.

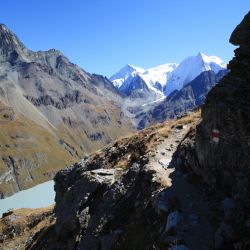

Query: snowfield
[[110, 52, 227, 98]]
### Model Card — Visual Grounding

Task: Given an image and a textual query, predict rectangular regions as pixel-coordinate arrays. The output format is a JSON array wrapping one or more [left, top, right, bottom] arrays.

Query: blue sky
[[1, 1, 249, 77]]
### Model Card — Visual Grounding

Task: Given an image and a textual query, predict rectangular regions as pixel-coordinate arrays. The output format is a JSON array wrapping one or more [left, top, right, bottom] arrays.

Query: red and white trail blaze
[[212, 129, 220, 143]]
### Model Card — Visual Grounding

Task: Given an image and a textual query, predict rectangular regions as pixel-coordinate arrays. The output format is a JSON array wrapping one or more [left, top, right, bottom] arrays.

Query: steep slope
[[0, 100, 76, 198], [110, 64, 145, 88], [137, 70, 227, 129], [119, 75, 149, 97], [163, 52, 227, 96], [0, 24, 134, 197], [140, 63, 178, 90], [0, 13, 249, 250], [110, 64, 165, 101], [0, 206, 54, 250], [0, 111, 207, 250], [177, 12, 250, 248], [110, 54, 226, 100]]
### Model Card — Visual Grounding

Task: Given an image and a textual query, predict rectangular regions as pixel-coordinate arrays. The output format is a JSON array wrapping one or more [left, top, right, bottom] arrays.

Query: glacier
[[110, 52, 227, 98]]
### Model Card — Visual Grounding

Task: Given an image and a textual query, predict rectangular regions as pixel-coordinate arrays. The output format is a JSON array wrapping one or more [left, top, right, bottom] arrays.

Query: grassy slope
[[0, 206, 55, 249], [0, 97, 133, 197], [81, 109, 201, 172], [0, 101, 77, 197]]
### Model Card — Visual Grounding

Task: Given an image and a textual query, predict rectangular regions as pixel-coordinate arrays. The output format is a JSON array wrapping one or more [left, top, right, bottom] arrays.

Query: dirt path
[[147, 124, 191, 187], [147, 124, 213, 250]]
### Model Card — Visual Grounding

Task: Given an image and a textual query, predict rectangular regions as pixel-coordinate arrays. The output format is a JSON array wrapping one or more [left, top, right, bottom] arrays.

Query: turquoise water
[[0, 180, 55, 216]]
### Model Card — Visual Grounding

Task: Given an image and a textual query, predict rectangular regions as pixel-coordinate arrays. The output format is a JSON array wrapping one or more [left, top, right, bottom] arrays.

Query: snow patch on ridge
[[110, 64, 145, 88], [110, 52, 227, 98], [164, 52, 227, 96]]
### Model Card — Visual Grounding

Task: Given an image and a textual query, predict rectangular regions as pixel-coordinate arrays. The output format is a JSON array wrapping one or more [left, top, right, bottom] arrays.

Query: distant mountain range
[[136, 69, 228, 129], [110, 52, 227, 128], [0, 23, 228, 198], [110, 52, 227, 98]]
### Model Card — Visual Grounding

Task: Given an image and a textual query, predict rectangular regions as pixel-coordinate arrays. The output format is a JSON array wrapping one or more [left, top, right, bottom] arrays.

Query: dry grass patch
[[0, 205, 54, 250]]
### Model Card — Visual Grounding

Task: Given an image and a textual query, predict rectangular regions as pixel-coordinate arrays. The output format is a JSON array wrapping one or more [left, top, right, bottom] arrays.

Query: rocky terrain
[[177, 11, 250, 249], [0, 24, 134, 197], [0, 24, 228, 199], [0, 111, 205, 250], [0, 206, 54, 250], [0, 206, 55, 249], [0, 9, 249, 250]]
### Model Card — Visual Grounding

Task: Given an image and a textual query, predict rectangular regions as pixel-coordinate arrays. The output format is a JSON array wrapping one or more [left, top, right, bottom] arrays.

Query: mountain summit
[[0, 24, 134, 198], [110, 64, 145, 88], [0, 24, 29, 63], [164, 52, 227, 95], [110, 53, 227, 98]]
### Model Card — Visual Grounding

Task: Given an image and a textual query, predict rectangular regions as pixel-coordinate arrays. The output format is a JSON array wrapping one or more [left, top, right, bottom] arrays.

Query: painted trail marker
[[212, 129, 220, 144]]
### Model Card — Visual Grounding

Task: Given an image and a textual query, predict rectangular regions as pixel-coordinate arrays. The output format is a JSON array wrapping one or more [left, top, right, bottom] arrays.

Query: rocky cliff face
[[194, 15, 250, 194], [119, 75, 152, 98], [0, 24, 29, 62], [0, 24, 134, 198], [177, 12, 250, 249]]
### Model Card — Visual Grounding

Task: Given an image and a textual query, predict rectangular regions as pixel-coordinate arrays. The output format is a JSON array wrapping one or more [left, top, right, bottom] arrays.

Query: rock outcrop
[[1, 112, 205, 250], [177, 11, 250, 249]]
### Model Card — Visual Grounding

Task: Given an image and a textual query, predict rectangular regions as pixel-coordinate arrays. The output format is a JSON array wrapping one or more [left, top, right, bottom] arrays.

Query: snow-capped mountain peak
[[141, 63, 178, 88], [110, 63, 178, 96], [110, 52, 227, 98], [197, 52, 227, 72], [163, 52, 227, 96], [110, 64, 145, 88]]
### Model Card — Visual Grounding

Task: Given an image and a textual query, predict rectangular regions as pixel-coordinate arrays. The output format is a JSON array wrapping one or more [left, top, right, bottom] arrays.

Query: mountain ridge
[[0, 10, 249, 250], [110, 53, 227, 99], [136, 69, 228, 129], [0, 23, 134, 198]]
